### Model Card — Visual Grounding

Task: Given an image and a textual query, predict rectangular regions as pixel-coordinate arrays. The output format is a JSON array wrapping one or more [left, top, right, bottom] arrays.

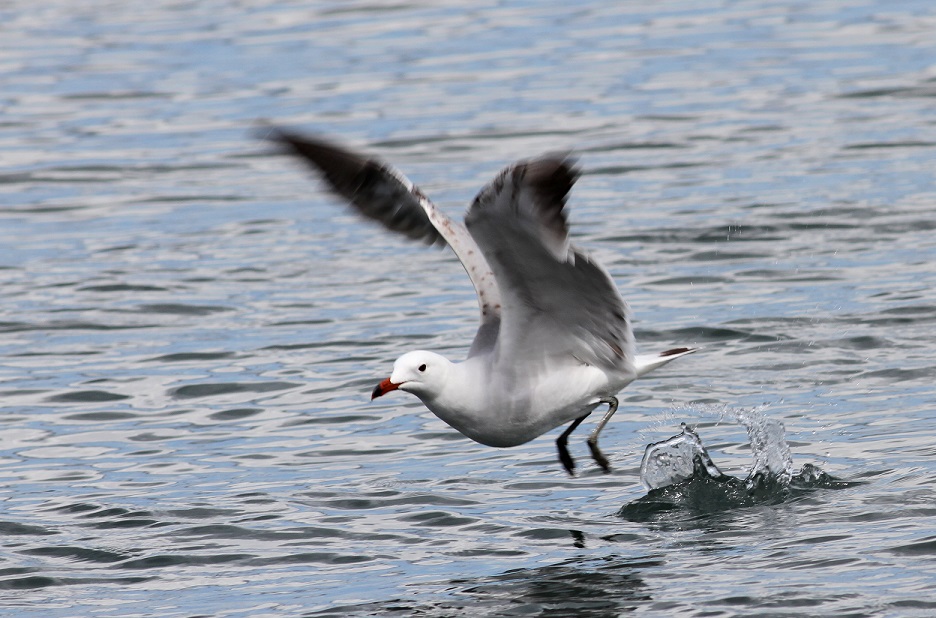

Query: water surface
[[1, 1, 935, 616]]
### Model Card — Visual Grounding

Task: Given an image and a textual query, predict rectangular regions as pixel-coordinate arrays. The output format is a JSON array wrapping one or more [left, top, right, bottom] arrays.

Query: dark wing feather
[[269, 129, 502, 355], [269, 130, 444, 246]]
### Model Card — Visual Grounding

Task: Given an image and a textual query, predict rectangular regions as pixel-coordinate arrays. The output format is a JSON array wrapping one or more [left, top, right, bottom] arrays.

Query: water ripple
[[2, 0, 936, 615]]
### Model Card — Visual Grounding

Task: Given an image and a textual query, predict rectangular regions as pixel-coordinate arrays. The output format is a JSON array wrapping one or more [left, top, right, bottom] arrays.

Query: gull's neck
[[415, 354, 498, 445]]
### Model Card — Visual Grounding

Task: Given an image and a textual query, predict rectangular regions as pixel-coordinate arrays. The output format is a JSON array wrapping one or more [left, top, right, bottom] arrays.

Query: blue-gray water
[[2, 1, 935, 616]]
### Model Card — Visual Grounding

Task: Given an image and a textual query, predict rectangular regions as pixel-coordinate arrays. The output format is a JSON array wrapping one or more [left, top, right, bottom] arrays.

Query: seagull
[[270, 130, 695, 475]]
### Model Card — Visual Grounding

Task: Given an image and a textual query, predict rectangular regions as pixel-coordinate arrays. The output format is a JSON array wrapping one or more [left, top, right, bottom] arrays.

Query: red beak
[[371, 377, 400, 400]]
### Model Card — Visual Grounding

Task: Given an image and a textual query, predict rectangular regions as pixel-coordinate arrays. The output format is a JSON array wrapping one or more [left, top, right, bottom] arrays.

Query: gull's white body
[[393, 351, 620, 448], [273, 130, 695, 472], [388, 346, 693, 449]]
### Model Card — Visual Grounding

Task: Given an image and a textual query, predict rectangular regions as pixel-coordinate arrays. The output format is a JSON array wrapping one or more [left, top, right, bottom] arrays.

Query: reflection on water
[[314, 555, 656, 618]]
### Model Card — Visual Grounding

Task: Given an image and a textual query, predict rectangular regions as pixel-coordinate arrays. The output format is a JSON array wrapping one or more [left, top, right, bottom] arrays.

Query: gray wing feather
[[465, 156, 634, 371]]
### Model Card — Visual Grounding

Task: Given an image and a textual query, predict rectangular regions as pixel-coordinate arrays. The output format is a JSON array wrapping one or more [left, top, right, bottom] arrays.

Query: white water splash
[[639, 424, 724, 490], [729, 406, 795, 488], [639, 405, 794, 491]]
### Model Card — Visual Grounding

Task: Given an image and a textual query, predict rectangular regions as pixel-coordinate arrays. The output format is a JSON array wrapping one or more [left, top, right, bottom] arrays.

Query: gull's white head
[[371, 350, 450, 400]]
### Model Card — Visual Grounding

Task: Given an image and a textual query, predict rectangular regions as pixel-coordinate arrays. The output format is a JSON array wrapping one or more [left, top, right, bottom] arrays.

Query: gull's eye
[[418, 364, 427, 372]]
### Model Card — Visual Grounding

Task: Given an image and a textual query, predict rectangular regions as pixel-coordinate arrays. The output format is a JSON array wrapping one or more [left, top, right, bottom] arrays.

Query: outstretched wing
[[464, 155, 635, 372], [268, 130, 501, 355]]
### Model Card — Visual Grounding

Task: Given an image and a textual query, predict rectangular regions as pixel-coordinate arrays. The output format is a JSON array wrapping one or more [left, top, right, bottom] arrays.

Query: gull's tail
[[634, 347, 697, 378]]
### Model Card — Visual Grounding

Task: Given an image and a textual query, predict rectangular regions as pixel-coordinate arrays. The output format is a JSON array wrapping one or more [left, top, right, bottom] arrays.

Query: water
[[638, 423, 730, 491], [625, 415, 854, 521], [2, 0, 935, 615], [636, 406, 796, 493]]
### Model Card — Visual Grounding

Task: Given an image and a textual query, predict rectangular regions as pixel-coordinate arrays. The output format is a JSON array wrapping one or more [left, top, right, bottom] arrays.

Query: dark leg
[[556, 413, 590, 476], [586, 397, 618, 474]]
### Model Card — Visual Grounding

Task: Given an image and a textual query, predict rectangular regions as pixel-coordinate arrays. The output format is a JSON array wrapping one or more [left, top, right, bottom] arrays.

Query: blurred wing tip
[[255, 124, 304, 146], [660, 347, 698, 357]]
